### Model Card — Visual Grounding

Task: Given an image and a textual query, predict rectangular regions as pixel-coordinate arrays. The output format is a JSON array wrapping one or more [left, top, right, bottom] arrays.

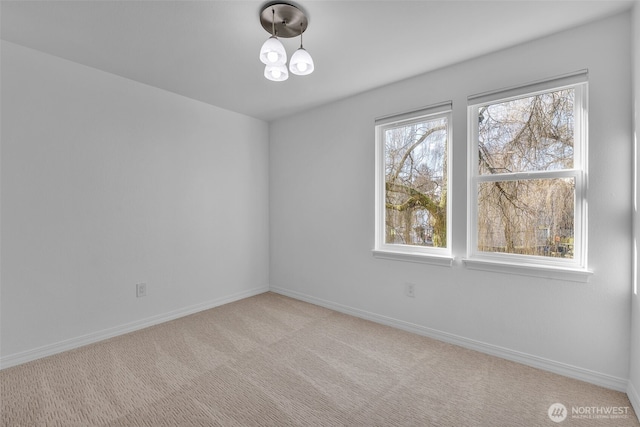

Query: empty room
[[2, 0, 640, 425]]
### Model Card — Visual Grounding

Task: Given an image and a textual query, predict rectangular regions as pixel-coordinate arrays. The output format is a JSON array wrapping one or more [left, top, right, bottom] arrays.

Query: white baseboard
[[0, 286, 269, 370], [628, 381, 640, 423], [270, 286, 629, 393]]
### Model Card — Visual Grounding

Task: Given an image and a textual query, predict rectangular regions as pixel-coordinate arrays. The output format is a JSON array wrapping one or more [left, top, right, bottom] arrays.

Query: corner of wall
[[629, 1, 640, 423]]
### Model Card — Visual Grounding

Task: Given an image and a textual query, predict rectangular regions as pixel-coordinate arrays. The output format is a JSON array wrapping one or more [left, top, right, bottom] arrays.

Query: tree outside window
[[375, 105, 452, 259], [469, 83, 587, 268]]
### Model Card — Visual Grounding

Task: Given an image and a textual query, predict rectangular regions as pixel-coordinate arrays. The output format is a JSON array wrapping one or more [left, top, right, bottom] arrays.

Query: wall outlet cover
[[136, 283, 147, 298]]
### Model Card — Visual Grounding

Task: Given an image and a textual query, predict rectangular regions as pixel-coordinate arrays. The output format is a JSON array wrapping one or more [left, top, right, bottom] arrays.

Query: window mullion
[[476, 169, 580, 183]]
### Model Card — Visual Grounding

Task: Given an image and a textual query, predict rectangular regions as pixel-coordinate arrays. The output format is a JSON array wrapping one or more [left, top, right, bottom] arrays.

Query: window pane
[[478, 89, 574, 175], [477, 178, 575, 258], [384, 117, 447, 247]]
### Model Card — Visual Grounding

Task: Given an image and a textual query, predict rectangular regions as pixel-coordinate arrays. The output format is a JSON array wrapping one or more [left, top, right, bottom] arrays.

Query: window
[[467, 72, 588, 273], [374, 102, 452, 264]]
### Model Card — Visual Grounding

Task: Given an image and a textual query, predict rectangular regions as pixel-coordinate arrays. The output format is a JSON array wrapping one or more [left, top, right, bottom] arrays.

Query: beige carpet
[[1, 292, 638, 426]]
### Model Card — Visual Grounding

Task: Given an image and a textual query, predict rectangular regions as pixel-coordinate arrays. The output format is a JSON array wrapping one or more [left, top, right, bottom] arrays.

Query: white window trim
[[372, 250, 454, 267], [465, 71, 592, 281], [373, 101, 453, 265], [462, 258, 592, 282]]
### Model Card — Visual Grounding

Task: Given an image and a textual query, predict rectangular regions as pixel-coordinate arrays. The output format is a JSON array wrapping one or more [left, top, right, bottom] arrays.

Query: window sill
[[462, 258, 592, 282], [372, 250, 454, 267]]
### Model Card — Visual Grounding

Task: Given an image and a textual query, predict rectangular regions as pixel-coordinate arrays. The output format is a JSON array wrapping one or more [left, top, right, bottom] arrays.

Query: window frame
[[465, 72, 590, 278], [374, 102, 453, 266]]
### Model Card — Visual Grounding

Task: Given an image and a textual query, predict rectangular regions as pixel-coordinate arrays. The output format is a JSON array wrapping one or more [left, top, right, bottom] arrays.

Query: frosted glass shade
[[264, 63, 289, 82], [289, 47, 314, 75], [259, 37, 287, 65]]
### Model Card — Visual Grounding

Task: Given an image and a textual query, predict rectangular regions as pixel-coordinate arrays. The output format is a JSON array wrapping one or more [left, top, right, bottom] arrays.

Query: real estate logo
[[548, 403, 568, 423], [547, 403, 630, 423]]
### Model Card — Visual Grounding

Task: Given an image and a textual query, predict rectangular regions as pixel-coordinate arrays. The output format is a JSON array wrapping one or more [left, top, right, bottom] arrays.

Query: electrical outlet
[[136, 283, 147, 298], [405, 283, 415, 298]]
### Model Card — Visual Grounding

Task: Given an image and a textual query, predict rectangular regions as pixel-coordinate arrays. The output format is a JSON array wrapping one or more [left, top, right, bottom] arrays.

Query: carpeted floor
[[1, 292, 638, 426]]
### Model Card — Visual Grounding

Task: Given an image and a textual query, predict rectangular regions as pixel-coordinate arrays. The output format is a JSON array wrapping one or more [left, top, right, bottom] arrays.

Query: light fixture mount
[[259, 2, 308, 39]]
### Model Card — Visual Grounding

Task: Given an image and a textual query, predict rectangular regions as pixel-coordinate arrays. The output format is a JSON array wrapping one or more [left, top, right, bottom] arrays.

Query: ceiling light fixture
[[259, 2, 313, 82]]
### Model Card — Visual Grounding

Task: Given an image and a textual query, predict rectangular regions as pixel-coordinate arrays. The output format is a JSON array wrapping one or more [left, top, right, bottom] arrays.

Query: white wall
[[270, 12, 633, 390], [0, 41, 270, 365], [629, 1, 640, 418]]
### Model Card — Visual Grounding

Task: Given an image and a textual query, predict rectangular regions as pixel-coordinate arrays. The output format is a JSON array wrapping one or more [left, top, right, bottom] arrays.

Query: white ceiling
[[1, 0, 635, 122]]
